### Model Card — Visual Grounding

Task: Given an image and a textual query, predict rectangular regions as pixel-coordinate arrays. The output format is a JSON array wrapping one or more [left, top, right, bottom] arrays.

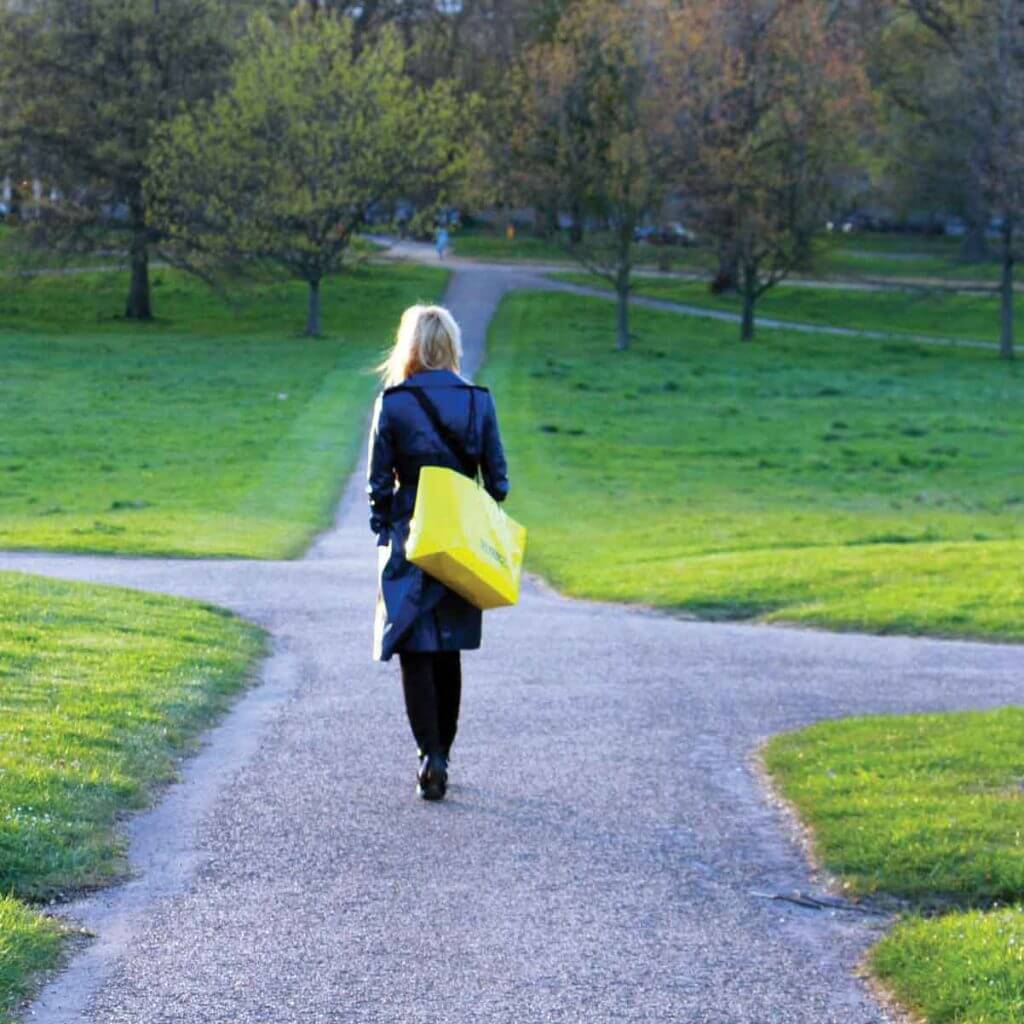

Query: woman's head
[[380, 304, 463, 387]]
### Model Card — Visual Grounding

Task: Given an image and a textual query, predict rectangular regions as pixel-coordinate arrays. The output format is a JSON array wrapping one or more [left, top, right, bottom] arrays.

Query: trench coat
[[367, 368, 510, 662]]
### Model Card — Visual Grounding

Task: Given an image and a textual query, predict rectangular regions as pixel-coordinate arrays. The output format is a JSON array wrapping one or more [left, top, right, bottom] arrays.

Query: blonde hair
[[379, 304, 463, 387]]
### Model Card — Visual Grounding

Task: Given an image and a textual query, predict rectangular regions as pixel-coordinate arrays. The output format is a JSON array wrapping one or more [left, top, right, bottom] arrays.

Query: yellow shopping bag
[[406, 466, 527, 609]]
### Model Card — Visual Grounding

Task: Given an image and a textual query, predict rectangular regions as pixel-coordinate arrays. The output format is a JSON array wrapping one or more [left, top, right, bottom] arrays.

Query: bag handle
[[403, 386, 480, 480]]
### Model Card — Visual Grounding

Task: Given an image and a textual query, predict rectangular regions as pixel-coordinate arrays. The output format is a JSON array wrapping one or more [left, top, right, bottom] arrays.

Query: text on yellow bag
[[406, 466, 527, 610]]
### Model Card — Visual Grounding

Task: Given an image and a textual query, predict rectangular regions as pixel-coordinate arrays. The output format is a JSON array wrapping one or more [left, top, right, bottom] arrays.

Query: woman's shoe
[[417, 746, 452, 764], [416, 752, 448, 801]]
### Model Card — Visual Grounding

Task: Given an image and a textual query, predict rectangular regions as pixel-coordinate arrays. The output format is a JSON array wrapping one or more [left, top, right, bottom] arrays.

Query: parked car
[[636, 222, 696, 245], [987, 215, 1006, 239], [827, 211, 877, 233], [944, 216, 966, 238], [659, 222, 697, 245]]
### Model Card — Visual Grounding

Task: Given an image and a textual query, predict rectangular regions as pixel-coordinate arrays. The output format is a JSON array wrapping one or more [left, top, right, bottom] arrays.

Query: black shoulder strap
[[403, 386, 479, 479]]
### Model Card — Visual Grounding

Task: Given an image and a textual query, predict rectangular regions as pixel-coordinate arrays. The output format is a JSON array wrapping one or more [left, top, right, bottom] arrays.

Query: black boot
[[416, 752, 448, 801], [417, 745, 451, 763]]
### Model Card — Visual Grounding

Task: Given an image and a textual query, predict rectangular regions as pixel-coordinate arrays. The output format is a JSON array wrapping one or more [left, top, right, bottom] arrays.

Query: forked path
[[3, 265, 1022, 1023]]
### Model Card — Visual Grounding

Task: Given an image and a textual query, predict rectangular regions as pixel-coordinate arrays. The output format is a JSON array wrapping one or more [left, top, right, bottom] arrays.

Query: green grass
[[651, 234, 1006, 285], [764, 709, 1024, 905], [0, 897, 65, 1020], [421, 220, 1007, 286], [814, 233, 1003, 283], [448, 225, 571, 263], [483, 290, 1024, 641], [872, 906, 1024, 1024], [0, 262, 446, 557], [0, 569, 264, 1016], [819, 246, 1002, 283], [655, 233, 1005, 285], [764, 709, 1024, 1023], [552, 271, 1015, 344], [446, 224, 667, 265]]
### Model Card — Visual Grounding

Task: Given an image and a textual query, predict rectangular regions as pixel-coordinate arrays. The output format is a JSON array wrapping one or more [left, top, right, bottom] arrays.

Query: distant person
[[435, 226, 449, 260], [367, 305, 509, 801]]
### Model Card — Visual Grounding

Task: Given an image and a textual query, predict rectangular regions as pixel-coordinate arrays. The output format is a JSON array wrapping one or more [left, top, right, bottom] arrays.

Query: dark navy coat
[[366, 368, 510, 662]]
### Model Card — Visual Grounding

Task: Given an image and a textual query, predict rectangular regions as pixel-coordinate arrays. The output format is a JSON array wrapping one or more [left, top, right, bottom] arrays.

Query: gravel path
[[4, 262, 1022, 1023]]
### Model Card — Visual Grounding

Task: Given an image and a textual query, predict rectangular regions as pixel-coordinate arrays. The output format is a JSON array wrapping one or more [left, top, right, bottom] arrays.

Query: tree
[[0, 0, 235, 319], [873, 5, 991, 261], [147, 11, 466, 336], [902, 0, 1024, 359], [510, 0, 676, 350], [671, 0, 871, 341]]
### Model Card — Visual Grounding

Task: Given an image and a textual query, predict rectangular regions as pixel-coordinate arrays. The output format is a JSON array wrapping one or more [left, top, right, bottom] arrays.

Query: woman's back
[[373, 368, 508, 515], [367, 303, 511, 801]]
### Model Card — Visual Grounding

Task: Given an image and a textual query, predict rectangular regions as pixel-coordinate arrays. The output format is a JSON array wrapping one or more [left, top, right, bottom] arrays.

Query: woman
[[367, 304, 509, 802], [435, 226, 450, 260]]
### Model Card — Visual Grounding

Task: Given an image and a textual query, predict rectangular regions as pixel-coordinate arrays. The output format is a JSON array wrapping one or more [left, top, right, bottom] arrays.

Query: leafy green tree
[[670, 0, 872, 341], [873, 10, 993, 262], [0, 0, 235, 319], [510, 0, 676, 350], [900, 0, 1024, 360], [148, 11, 465, 336]]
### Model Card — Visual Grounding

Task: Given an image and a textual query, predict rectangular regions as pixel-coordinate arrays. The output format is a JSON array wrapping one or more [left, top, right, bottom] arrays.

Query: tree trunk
[[306, 277, 322, 337], [792, 226, 814, 272], [542, 203, 559, 238], [962, 166, 990, 261], [711, 247, 739, 294], [962, 221, 989, 261], [962, 208, 989, 262], [1000, 217, 1014, 360], [740, 263, 756, 341], [616, 281, 630, 351], [568, 200, 584, 245], [125, 226, 152, 320], [615, 240, 631, 351]]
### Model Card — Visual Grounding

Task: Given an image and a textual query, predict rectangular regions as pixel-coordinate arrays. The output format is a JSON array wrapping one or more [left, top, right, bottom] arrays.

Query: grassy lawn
[[0, 570, 264, 1017], [448, 225, 571, 262], [483, 290, 1024, 641], [446, 224, 667, 265], [872, 906, 1024, 1023], [448, 222, 1007, 285], [0, 898, 64, 1021], [0, 262, 446, 557], [641, 234, 1005, 285], [765, 709, 1024, 906], [819, 246, 1002, 284], [765, 710, 1024, 1023], [650, 235, 1005, 285], [552, 271, 1015, 344]]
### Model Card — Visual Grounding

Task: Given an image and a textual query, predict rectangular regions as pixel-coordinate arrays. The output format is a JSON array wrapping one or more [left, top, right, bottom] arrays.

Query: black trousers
[[399, 651, 462, 758]]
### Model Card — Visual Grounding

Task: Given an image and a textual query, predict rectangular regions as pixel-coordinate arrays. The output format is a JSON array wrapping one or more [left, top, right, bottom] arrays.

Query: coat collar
[[402, 368, 471, 388]]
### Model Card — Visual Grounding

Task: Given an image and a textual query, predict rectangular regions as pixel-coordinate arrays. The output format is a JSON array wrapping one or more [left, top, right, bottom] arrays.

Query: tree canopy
[[511, 0, 676, 349], [147, 10, 467, 335], [0, 0, 235, 318]]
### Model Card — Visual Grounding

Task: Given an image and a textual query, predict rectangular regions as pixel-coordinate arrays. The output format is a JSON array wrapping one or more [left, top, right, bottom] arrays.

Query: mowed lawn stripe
[[0, 263, 446, 558]]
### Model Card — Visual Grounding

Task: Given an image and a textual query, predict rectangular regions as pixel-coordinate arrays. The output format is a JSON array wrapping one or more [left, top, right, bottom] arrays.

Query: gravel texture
[[3, 258, 1022, 1023]]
